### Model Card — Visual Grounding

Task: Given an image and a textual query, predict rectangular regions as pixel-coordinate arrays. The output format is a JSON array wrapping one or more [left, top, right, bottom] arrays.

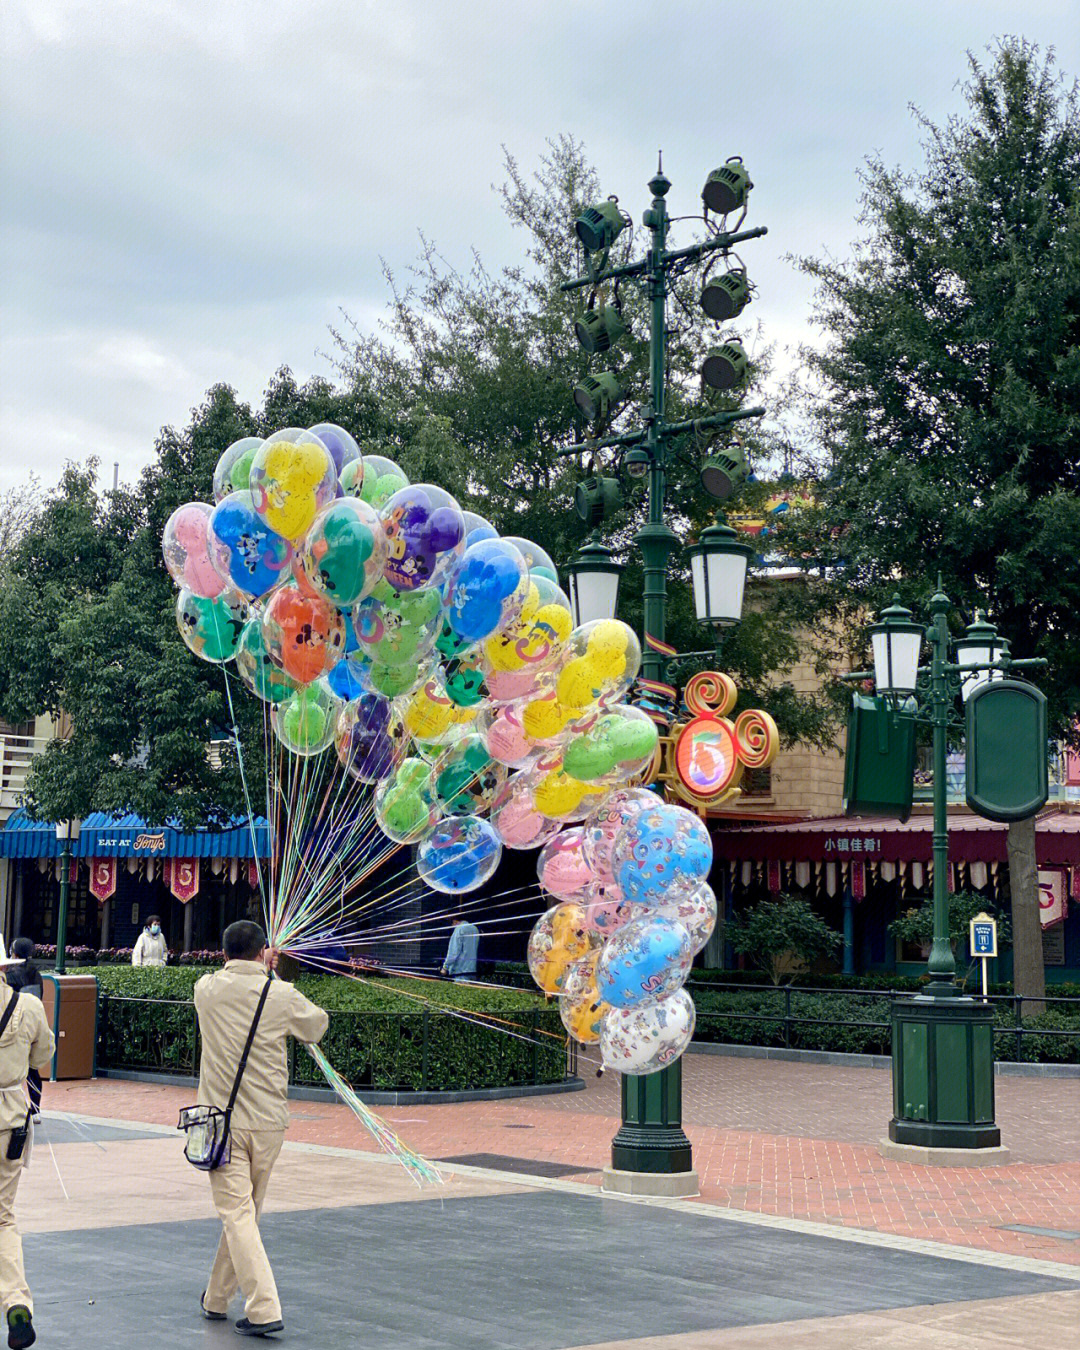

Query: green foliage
[[725, 894, 844, 984], [93, 967, 567, 1091], [790, 40, 1080, 740], [889, 890, 1012, 950], [329, 136, 836, 747]]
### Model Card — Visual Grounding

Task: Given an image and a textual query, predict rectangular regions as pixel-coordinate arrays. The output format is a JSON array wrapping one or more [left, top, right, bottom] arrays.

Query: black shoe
[[202, 1292, 227, 1321], [235, 1318, 284, 1337], [7, 1307, 35, 1350]]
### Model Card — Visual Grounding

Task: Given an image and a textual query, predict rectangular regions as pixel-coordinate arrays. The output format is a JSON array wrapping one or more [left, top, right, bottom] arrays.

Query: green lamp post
[[556, 158, 768, 1194], [861, 586, 1046, 1155]]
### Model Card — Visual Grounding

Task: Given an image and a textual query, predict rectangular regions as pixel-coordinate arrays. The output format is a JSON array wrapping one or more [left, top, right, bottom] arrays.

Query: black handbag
[[178, 977, 271, 1172]]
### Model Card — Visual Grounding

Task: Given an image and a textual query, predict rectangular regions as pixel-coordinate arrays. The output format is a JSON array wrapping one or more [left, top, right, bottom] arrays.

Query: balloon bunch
[[164, 426, 664, 901], [527, 793, 717, 1074]]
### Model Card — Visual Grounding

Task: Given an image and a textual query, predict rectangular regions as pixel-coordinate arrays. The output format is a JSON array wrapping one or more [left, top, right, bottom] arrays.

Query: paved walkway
[[44, 1051, 1080, 1272]]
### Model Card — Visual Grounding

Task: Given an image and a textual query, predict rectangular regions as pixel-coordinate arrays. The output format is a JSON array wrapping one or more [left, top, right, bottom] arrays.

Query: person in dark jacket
[[3, 944, 43, 1117]]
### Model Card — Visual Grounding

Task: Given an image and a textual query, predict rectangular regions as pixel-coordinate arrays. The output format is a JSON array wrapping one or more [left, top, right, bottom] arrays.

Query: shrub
[[725, 895, 843, 984]]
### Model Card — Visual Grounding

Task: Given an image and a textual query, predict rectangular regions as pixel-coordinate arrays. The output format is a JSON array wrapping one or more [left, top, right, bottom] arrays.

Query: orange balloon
[[263, 587, 347, 684]]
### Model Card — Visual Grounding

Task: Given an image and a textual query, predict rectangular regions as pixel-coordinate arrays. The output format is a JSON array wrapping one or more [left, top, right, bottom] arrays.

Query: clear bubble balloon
[[271, 680, 343, 757], [249, 428, 337, 541], [236, 617, 297, 704], [536, 827, 593, 901], [353, 580, 443, 670], [527, 904, 598, 995], [213, 437, 263, 503], [341, 454, 409, 509], [502, 536, 559, 585], [445, 537, 529, 643], [416, 815, 502, 894], [374, 757, 441, 844], [402, 672, 480, 747], [334, 691, 405, 783], [595, 914, 694, 1010], [600, 989, 697, 1073], [176, 588, 248, 664], [301, 497, 388, 608], [262, 584, 347, 685], [490, 774, 562, 851], [650, 881, 718, 956], [580, 879, 635, 935], [380, 483, 466, 592], [434, 734, 505, 816], [582, 788, 659, 882], [162, 502, 226, 598], [559, 952, 610, 1045], [209, 491, 293, 600], [562, 704, 659, 785], [462, 511, 498, 546], [478, 700, 538, 769], [483, 576, 574, 703], [524, 750, 606, 823], [611, 802, 714, 907], [555, 619, 641, 713], [307, 423, 361, 475]]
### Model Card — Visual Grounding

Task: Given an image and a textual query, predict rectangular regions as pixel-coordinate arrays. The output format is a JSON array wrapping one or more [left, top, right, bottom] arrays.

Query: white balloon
[[599, 989, 697, 1074]]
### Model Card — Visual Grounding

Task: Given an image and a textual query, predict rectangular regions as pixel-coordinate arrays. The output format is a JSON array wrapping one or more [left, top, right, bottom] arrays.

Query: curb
[[95, 1068, 586, 1104], [688, 1041, 1080, 1078]]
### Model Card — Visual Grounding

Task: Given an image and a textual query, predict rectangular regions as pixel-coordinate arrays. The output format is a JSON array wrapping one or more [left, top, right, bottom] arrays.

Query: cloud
[[2, 0, 1077, 492]]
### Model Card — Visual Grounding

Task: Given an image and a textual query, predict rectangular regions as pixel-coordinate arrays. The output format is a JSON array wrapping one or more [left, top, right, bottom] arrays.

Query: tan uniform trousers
[[205, 1127, 284, 1324], [0, 1139, 31, 1315]]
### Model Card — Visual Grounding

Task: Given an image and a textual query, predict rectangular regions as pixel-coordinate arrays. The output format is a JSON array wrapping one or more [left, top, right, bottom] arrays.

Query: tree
[[0, 371, 384, 828], [890, 890, 1011, 988], [792, 41, 1080, 1001], [330, 137, 838, 748], [725, 895, 843, 984]]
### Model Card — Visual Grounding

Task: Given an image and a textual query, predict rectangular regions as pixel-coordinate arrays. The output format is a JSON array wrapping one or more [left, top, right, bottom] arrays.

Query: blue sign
[[970, 915, 997, 958]]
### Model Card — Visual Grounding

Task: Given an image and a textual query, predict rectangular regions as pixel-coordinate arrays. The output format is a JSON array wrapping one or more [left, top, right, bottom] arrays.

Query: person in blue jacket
[[440, 913, 479, 982]]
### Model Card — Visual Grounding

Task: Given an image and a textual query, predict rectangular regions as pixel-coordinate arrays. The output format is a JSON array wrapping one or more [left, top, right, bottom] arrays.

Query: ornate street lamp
[[869, 596, 924, 697], [687, 517, 752, 629], [954, 611, 1008, 702], [566, 533, 623, 626]]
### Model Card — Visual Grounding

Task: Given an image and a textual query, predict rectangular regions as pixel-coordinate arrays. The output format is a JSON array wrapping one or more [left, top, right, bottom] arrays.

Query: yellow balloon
[[556, 658, 599, 708], [522, 697, 575, 741], [533, 769, 588, 818], [560, 991, 609, 1044], [404, 687, 454, 741], [551, 903, 593, 957], [258, 441, 332, 540]]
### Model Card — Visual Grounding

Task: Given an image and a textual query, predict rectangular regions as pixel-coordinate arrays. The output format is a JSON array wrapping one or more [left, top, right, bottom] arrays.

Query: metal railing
[[96, 994, 573, 1092], [687, 980, 1080, 1062]]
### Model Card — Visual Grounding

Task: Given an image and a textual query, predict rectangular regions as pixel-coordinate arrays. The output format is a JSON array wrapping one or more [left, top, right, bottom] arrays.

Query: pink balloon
[[537, 826, 593, 901], [483, 705, 534, 766], [485, 668, 541, 703], [163, 502, 226, 599], [581, 879, 632, 934]]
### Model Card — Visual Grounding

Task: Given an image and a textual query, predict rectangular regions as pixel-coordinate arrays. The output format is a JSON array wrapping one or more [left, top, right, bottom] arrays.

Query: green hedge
[[92, 966, 568, 1091]]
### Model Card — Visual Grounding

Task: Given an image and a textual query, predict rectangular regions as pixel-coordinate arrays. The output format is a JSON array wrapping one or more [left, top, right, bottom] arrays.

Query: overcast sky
[[3, 0, 1079, 494]]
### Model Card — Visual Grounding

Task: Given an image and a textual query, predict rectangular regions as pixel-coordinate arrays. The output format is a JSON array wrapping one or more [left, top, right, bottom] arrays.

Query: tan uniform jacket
[[194, 961, 329, 1132], [0, 985, 54, 1131]]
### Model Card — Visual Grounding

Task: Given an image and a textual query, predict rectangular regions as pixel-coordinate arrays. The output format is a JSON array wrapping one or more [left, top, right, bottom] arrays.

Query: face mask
[[150, 925, 160, 936]]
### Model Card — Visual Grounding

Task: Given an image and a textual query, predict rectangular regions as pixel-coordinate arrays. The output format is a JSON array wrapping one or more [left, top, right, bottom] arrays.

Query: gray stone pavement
[[26, 1182, 1078, 1349]]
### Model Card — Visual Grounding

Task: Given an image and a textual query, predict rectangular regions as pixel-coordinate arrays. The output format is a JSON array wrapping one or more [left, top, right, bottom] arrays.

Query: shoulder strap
[[224, 978, 272, 1121], [0, 990, 19, 1041]]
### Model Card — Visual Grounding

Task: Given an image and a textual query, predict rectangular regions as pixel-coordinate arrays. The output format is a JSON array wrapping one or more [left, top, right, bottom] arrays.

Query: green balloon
[[229, 446, 258, 492], [281, 697, 327, 750], [397, 757, 434, 791], [563, 736, 615, 782], [608, 716, 659, 761], [370, 661, 420, 697], [380, 786, 429, 836], [236, 618, 294, 704]]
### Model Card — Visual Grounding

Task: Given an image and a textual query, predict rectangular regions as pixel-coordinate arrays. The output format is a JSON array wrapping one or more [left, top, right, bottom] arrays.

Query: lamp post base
[[879, 1139, 1011, 1167], [890, 994, 1001, 1151], [610, 1062, 693, 1175], [602, 1166, 700, 1198]]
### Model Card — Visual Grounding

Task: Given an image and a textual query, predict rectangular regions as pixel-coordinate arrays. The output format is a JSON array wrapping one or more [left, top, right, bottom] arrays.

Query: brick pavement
[[45, 1052, 1080, 1268]]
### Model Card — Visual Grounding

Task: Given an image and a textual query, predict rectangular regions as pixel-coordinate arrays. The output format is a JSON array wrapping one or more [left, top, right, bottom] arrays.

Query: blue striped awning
[[0, 810, 67, 859], [0, 809, 271, 860]]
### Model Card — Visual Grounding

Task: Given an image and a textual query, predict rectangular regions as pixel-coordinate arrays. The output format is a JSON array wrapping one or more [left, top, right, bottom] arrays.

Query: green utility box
[[842, 693, 916, 821], [966, 680, 1049, 822], [890, 995, 999, 1149]]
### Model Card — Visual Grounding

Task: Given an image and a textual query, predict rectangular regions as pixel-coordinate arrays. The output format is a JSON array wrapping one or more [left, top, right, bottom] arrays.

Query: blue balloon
[[462, 511, 499, 547], [416, 815, 502, 894], [613, 804, 713, 905], [208, 491, 292, 599], [445, 538, 527, 642], [596, 915, 693, 1009], [328, 656, 370, 700]]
